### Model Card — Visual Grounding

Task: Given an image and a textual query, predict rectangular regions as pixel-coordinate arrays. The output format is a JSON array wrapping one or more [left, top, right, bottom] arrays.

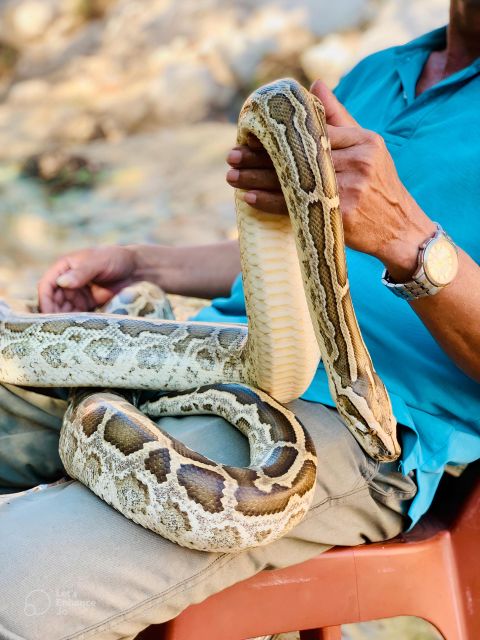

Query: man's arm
[[226, 81, 480, 382], [407, 250, 480, 382], [38, 241, 241, 313], [128, 241, 241, 300]]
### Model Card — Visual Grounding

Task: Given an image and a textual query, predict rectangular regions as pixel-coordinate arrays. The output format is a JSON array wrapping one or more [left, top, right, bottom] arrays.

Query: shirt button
[[403, 91, 408, 100]]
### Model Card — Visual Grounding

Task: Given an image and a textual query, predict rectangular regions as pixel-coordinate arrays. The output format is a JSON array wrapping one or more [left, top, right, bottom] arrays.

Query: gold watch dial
[[423, 236, 458, 287]]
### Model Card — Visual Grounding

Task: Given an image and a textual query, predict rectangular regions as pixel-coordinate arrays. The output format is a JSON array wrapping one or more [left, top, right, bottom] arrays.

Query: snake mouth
[[342, 409, 401, 462], [368, 428, 401, 462]]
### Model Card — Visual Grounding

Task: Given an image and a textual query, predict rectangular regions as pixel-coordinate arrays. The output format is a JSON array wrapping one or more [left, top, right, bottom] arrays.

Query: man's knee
[[287, 400, 372, 501], [284, 400, 416, 546], [0, 481, 265, 640]]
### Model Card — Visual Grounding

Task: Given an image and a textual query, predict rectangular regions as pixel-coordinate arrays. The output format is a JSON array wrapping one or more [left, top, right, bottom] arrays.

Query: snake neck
[[235, 196, 320, 404], [237, 78, 400, 461]]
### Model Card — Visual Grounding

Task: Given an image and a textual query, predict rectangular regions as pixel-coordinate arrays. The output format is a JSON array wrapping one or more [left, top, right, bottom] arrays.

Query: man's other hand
[[38, 246, 137, 313]]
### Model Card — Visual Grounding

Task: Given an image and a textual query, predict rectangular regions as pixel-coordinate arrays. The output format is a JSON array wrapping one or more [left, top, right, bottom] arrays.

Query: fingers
[[226, 146, 273, 170], [38, 245, 137, 313], [226, 136, 286, 214], [327, 125, 370, 150], [55, 262, 101, 289], [245, 134, 264, 150], [90, 282, 131, 306], [310, 80, 358, 127], [226, 167, 280, 191], [226, 160, 285, 214], [237, 189, 288, 215], [40, 278, 94, 313], [52, 286, 94, 313], [38, 257, 74, 313], [38, 253, 99, 313]]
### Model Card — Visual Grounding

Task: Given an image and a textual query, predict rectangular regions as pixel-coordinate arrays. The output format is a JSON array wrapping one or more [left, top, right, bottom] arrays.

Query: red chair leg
[[135, 623, 167, 639], [451, 475, 480, 639], [300, 626, 342, 640]]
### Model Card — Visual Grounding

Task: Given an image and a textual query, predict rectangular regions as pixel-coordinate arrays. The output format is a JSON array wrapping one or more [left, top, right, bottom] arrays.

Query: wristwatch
[[381, 223, 459, 301]]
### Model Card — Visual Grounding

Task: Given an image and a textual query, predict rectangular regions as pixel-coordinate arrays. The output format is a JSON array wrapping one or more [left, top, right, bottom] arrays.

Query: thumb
[[56, 263, 100, 289], [310, 79, 358, 127]]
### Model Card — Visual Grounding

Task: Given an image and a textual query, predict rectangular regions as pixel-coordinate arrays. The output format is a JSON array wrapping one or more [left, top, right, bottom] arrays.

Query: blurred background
[[0, 2, 448, 636], [0, 0, 449, 301]]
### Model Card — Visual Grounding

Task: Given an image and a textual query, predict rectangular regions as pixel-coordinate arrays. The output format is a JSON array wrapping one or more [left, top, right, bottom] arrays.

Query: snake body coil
[[0, 79, 400, 552]]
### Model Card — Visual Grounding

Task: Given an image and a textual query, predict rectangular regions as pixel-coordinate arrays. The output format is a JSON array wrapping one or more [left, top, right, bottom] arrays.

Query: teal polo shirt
[[194, 27, 480, 527]]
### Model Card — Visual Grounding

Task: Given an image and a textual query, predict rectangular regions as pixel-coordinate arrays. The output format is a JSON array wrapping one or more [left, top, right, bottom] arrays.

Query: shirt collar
[[394, 26, 480, 105], [397, 25, 448, 55]]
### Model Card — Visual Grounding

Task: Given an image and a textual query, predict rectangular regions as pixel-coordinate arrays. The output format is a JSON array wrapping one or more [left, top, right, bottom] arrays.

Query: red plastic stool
[[137, 462, 479, 640]]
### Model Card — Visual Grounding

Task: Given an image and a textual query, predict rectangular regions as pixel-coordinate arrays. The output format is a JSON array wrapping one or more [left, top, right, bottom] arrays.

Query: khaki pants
[[0, 384, 417, 640]]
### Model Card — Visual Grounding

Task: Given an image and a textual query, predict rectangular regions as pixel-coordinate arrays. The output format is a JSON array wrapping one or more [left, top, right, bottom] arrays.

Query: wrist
[[378, 206, 437, 282], [126, 241, 240, 299], [126, 244, 174, 292]]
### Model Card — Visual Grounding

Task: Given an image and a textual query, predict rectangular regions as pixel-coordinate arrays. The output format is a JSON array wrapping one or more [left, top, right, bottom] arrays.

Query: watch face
[[423, 236, 459, 286]]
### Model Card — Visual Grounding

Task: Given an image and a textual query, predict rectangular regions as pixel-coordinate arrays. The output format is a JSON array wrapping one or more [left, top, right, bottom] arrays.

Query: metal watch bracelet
[[381, 223, 458, 301]]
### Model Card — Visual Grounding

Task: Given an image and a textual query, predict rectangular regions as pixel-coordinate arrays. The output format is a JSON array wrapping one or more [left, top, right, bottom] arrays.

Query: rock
[[9, 1, 58, 42], [0, 0, 453, 311], [0, 0, 110, 50], [214, 3, 318, 88], [14, 20, 104, 82], [0, 0, 378, 138], [0, 0, 372, 145], [0, 0, 451, 158], [272, 0, 372, 38], [55, 112, 106, 143], [301, 33, 359, 87], [150, 60, 234, 124], [218, 31, 279, 88], [74, 0, 115, 21], [21, 149, 101, 193], [356, 0, 449, 62], [302, 0, 449, 88], [95, 94, 151, 138], [7, 79, 50, 104]]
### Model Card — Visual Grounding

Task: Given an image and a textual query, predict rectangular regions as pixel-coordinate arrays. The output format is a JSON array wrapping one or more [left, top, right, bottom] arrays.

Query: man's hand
[[226, 80, 436, 280], [38, 241, 242, 313], [38, 246, 137, 313]]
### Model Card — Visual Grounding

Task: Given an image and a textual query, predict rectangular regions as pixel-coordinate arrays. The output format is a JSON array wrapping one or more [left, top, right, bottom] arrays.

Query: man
[[0, 1, 478, 638]]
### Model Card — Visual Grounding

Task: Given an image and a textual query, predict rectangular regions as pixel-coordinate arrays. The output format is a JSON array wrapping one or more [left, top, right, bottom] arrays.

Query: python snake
[[0, 79, 400, 552]]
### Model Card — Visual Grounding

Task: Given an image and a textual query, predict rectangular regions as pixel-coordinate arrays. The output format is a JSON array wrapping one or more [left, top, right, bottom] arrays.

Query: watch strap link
[[381, 269, 443, 301], [381, 223, 456, 301]]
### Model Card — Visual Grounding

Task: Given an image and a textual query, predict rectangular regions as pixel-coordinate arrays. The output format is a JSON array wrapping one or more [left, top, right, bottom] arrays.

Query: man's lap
[[0, 383, 64, 491], [0, 389, 417, 640]]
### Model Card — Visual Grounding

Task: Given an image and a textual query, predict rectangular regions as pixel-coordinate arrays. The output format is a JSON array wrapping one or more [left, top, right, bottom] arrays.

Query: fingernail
[[243, 192, 257, 205], [227, 168, 239, 182], [56, 273, 75, 287], [227, 150, 242, 164]]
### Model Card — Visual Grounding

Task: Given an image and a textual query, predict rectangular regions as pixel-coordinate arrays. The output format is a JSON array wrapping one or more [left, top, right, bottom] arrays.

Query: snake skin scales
[[0, 79, 400, 552]]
